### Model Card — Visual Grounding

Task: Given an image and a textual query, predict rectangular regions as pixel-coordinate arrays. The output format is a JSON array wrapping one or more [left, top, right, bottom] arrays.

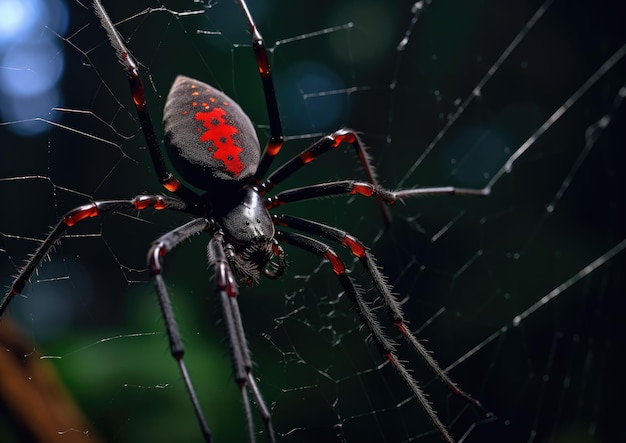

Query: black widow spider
[[0, 1, 490, 442]]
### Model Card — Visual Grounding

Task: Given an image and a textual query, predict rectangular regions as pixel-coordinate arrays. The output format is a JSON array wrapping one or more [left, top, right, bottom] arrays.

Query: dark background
[[1, 0, 625, 442]]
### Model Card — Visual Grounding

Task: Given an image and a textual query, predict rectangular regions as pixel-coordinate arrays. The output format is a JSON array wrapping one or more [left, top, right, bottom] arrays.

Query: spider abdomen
[[163, 75, 260, 190]]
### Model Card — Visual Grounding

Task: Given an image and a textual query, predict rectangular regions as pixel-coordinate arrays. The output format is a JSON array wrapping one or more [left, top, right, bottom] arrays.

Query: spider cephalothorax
[[0, 1, 489, 442], [212, 186, 278, 284]]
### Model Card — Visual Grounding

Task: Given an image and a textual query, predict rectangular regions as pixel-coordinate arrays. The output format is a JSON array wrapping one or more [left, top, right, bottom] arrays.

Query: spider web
[[1, 0, 624, 442]]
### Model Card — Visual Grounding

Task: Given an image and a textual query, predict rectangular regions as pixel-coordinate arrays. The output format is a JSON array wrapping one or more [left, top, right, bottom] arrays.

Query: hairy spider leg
[[209, 231, 277, 443], [0, 195, 186, 316], [273, 214, 485, 410], [275, 230, 455, 443], [267, 180, 489, 210], [260, 129, 392, 224], [235, 0, 284, 182], [92, 0, 199, 204], [148, 218, 215, 442]]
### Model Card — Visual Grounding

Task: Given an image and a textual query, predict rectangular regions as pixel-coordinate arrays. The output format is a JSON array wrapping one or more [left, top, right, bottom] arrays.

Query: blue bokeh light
[[0, 0, 68, 136], [1, 39, 65, 96], [0, 0, 40, 42]]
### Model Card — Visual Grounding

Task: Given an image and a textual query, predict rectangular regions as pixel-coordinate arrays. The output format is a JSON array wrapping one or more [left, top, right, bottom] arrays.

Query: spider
[[0, 1, 489, 442]]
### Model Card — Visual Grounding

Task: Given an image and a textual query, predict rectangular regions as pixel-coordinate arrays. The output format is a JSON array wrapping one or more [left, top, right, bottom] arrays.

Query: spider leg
[[235, 0, 284, 182], [260, 129, 392, 224], [267, 179, 488, 210], [275, 230, 455, 443], [208, 231, 277, 443], [0, 195, 185, 316], [148, 218, 215, 442], [274, 214, 484, 410], [92, 0, 198, 204], [263, 239, 287, 280]]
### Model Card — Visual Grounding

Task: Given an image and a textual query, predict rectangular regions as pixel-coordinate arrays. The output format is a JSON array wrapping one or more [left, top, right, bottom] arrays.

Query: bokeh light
[[0, 0, 68, 136]]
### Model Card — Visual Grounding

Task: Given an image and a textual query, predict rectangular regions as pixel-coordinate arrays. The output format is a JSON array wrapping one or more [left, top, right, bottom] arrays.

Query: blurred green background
[[1, 0, 624, 442]]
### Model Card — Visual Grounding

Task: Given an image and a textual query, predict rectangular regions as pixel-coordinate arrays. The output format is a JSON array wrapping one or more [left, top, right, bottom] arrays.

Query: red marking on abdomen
[[195, 108, 245, 176]]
